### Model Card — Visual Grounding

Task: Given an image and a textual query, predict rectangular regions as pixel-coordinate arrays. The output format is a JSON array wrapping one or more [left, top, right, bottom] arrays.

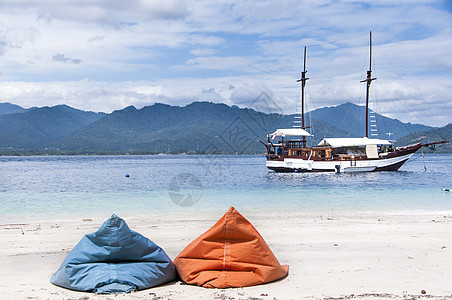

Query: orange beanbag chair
[[174, 206, 288, 288]]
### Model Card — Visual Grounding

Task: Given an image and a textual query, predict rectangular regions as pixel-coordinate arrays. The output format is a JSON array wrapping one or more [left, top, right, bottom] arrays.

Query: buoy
[[125, 174, 130, 178]]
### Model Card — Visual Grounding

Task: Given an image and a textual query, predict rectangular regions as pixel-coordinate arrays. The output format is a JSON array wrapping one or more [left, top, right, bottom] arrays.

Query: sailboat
[[262, 32, 447, 173]]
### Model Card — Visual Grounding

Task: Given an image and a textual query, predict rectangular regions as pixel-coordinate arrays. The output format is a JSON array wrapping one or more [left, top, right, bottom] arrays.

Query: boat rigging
[[261, 32, 448, 173]]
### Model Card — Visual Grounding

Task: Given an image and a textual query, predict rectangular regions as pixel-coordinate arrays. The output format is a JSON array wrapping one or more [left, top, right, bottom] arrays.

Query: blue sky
[[0, 0, 451, 126]]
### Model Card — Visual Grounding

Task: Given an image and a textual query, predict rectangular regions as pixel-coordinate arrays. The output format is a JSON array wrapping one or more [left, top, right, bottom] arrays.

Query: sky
[[0, 0, 451, 127]]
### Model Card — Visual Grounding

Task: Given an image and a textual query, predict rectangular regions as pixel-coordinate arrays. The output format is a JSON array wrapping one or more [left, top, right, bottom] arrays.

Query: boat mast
[[297, 46, 309, 147], [360, 31, 377, 138]]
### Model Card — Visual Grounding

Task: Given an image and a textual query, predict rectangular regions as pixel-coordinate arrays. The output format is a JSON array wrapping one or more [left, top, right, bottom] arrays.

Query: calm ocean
[[1, 154, 451, 222]]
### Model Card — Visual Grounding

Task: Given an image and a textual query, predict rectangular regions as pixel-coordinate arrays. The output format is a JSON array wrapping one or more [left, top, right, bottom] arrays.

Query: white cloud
[[0, 23, 39, 55], [186, 56, 254, 71], [0, 0, 451, 127], [0, 0, 189, 25], [190, 48, 215, 56]]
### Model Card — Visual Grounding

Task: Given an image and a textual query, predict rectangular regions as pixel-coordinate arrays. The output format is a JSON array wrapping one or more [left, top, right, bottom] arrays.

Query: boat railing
[[283, 140, 305, 149]]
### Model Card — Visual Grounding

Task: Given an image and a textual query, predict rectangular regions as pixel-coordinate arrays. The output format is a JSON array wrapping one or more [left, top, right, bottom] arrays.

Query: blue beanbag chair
[[50, 214, 176, 294]]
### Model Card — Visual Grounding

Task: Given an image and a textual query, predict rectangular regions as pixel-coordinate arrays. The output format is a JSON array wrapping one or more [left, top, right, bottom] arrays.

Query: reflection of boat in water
[[261, 32, 448, 173]]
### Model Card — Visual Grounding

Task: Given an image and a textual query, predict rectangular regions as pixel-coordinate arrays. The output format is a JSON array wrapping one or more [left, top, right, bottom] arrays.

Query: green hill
[[0, 101, 448, 155], [0, 105, 105, 151], [396, 123, 451, 153], [60, 102, 348, 154], [0, 102, 27, 115]]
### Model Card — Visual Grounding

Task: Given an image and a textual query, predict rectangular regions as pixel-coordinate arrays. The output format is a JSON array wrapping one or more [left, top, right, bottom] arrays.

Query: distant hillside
[[0, 101, 448, 155], [308, 102, 433, 140], [0, 105, 105, 151], [396, 123, 451, 153], [59, 102, 349, 154], [0, 102, 27, 115]]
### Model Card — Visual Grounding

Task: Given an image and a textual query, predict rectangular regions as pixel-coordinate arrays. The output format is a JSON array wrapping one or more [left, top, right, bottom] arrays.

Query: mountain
[[59, 102, 349, 154], [0, 102, 27, 115], [396, 123, 451, 153], [0, 101, 447, 155], [307, 102, 433, 140], [0, 105, 105, 151]]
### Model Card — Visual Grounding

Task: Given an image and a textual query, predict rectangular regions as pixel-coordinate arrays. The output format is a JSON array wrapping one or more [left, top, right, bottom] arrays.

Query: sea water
[[0, 154, 451, 222]]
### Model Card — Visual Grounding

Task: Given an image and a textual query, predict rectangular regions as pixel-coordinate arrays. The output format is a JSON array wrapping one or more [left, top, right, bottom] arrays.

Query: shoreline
[[3, 206, 452, 225], [1, 210, 452, 299]]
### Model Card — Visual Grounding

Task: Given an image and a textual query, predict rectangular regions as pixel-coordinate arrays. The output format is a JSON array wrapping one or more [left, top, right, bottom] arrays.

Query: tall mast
[[297, 46, 309, 147], [360, 31, 377, 138]]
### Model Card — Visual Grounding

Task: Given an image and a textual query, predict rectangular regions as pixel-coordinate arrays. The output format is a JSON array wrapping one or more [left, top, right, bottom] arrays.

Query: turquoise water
[[0, 154, 451, 222]]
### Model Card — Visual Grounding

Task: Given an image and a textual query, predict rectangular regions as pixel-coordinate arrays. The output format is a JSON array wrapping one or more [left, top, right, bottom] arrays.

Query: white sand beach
[[1, 209, 452, 300]]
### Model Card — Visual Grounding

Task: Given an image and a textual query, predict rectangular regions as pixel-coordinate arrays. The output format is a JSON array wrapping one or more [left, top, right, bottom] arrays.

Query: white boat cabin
[[317, 137, 393, 159]]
